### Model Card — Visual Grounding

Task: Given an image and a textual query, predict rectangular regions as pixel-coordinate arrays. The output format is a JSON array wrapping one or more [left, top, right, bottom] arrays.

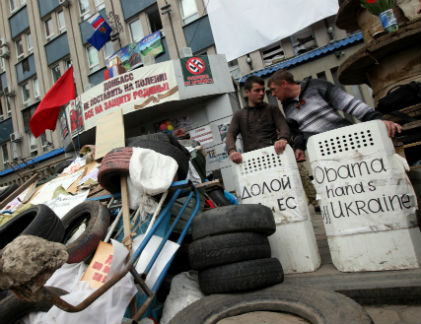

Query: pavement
[[283, 209, 421, 323]]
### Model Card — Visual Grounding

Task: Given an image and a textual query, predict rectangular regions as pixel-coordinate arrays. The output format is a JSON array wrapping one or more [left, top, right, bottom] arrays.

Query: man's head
[[244, 76, 265, 107], [268, 70, 299, 102]]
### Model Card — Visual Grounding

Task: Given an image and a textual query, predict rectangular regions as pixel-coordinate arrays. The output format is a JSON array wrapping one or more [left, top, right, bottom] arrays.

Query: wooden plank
[[0, 174, 39, 209], [120, 176, 132, 251]]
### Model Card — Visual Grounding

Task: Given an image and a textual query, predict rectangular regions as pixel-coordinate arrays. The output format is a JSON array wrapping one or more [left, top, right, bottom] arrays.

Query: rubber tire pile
[[0, 201, 111, 323], [188, 204, 284, 295]]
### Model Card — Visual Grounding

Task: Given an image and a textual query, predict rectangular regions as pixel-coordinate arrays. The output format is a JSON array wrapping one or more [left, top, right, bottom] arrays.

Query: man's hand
[[383, 120, 402, 138], [229, 151, 243, 164], [274, 139, 288, 154], [295, 149, 306, 162]]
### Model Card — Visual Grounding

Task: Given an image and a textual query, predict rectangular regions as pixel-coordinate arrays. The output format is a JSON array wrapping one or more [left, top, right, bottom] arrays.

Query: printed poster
[[181, 55, 214, 86]]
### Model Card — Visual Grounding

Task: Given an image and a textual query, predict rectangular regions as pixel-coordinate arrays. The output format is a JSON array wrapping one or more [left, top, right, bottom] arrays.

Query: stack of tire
[[188, 204, 284, 295]]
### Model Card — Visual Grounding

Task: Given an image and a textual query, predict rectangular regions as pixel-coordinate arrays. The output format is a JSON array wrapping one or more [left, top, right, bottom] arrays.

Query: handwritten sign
[[95, 109, 125, 160], [311, 152, 417, 237]]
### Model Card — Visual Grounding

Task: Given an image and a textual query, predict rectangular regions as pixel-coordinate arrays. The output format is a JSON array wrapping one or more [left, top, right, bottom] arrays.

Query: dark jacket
[[225, 103, 290, 153]]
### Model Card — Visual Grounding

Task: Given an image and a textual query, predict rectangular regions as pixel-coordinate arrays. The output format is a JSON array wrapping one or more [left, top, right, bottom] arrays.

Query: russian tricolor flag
[[87, 13, 112, 51]]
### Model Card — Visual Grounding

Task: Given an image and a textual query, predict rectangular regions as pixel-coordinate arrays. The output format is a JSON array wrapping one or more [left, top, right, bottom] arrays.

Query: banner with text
[[74, 61, 179, 131], [311, 152, 418, 237]]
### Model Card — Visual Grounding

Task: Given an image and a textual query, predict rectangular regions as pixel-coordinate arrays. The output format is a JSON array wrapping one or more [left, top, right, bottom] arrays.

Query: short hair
[[244, 75, 264, 91], [268, 70, 296, 86]]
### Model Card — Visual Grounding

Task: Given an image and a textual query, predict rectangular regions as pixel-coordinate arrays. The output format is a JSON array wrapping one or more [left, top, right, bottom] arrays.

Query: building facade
[[0, 0, 369, 185]]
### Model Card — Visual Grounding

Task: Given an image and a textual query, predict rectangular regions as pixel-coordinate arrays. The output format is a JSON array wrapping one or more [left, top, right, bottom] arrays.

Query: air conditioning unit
[[58, 0, 71, 8], [10, 132, 23, 142], [0, 46, 10, 59], [179, 47, 193, 58]]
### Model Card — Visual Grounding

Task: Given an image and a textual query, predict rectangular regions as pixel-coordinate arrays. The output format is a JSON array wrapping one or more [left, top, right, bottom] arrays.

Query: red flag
[[30, 66, 75, 137]]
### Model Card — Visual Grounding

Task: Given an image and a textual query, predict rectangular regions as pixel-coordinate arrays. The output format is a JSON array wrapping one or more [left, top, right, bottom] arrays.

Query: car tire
[[168, 283, 373, 324], [189, 232, 271, 270], [0, 184, 19, 202], [0, 204, 64, 250], [192, 204, 276, 241], [207, 188, 231, 207], [198, 258, 284, 295], [61, 201, 110, 263]]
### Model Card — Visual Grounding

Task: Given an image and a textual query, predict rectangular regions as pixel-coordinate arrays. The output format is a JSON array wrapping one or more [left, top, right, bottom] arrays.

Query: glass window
[[26, 32, 32, 53], [45, 18, 54, 39], [78, 0, 90, 19], [16, 38, 24, 58], [129, 19, 144, 43], [0, 57, 4, 71], [33, 78, 40, 98], [30, 133, 38, 153], [51, 64, 61, 83], [65, 58, 72, 69], [41, 133, 49, 152], [9, 0, 17, 12], [57, 11, 66, 32], [147, 4, 162, 32], [22, 82, 30, 103], [0, 98, 3, 116], [5, 96, 11, 116], [104, 41, 114, 59], [87, 46, 99, 70], [2, 144, 9, 166], [95, 0, 105, 10], [180, 0, 199, 24]]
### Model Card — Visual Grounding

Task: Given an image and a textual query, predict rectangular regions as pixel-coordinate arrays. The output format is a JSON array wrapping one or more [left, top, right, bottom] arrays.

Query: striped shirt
[[282, 79, 383, 150]]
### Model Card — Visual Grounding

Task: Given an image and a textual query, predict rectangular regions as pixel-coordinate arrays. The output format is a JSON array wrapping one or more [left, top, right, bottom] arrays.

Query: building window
[[2, 144, 9, 168], [0, 99, 4, 117], [5, 96, 12, 117], [94, 0, 105, 11], [21, 82, 30, 104], [16, 38, 24, 59], [146, 4, 162, 32], [26, 32, 33, 53], [45, 18, 54, 39], [33, 78, 40, 99], [78, 0, 90, 19], [0, 57, 4, 71], [65, 58, 72, 69], [180, 0, 199, 25], [104, 41, 114, 59], [261, 43, 285, 67], [51, 64, 61, 82], [129, 19, 144, 43], [9, 0, 17, 12], [29, 133, 38, 155], [291, 27, 316, 55], [57, 11, 66, 33], [87, 46, 99, 71], [41, 133, 49, 152]]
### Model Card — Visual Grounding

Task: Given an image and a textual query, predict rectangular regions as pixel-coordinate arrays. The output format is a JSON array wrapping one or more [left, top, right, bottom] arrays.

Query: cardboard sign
[[95, 108, 125, 160], [81, 241, 114, 289]]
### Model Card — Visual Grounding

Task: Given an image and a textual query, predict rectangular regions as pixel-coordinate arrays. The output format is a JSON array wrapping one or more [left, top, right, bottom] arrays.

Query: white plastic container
[[307, 120, 421, 272], [233, 145, 321, 274]]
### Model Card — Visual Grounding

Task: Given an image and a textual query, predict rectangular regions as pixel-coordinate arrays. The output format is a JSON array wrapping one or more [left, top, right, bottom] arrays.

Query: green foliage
[[360, 0, 395, 15]]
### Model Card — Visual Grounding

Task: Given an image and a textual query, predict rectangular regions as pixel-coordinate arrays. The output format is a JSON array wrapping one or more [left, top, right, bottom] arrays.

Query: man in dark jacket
[[268, 70, 401, 162], [226, 76, 290, 164]]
